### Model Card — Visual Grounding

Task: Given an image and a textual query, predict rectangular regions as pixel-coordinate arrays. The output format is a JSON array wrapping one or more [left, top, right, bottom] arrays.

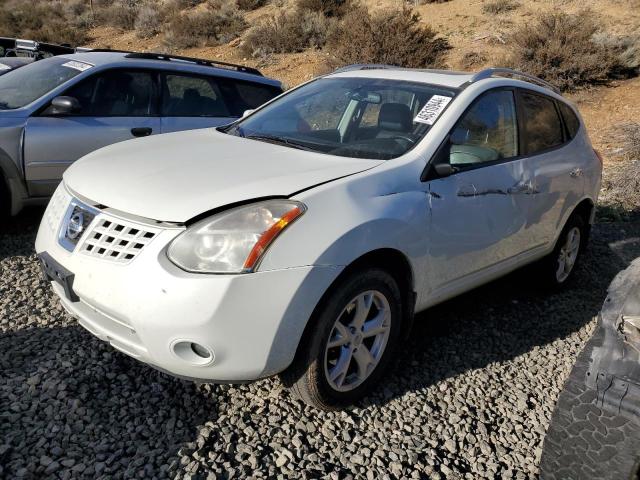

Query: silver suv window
[[0, 57, 86, 110]]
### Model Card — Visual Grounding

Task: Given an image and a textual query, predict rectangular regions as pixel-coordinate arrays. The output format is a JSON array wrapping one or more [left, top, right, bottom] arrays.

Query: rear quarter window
[[519, 90, 564, 155], [558, 101, 581, 139]]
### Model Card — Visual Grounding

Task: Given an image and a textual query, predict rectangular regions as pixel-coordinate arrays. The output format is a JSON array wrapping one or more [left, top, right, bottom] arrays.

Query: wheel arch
[[281, 248, 417, 379]]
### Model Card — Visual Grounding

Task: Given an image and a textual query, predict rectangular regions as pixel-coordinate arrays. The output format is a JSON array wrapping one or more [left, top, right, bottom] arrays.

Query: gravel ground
[[2, 208, 640, 480]]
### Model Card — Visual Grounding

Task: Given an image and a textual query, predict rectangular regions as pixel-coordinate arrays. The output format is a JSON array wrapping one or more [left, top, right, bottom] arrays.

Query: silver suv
[[0, 51, 283, 216]]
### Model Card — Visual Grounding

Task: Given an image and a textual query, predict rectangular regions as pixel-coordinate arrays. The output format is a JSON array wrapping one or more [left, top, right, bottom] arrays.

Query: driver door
[[426, 89, 539, 298], [23, 69, 160, 197]]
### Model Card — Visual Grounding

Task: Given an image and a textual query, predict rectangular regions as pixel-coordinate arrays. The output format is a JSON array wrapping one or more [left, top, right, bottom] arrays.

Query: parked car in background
[[0, 51, 283, 216], [36, 66, 601, 409], [540, 259, 640, 479], [0, 37, 85, 76]]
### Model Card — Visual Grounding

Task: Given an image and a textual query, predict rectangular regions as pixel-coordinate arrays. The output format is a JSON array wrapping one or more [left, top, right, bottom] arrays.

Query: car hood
[[64, 128, 383, 223]]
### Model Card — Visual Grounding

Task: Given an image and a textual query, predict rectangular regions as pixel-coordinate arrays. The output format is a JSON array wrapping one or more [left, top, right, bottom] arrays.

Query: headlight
[[167, 200, 306, 273]]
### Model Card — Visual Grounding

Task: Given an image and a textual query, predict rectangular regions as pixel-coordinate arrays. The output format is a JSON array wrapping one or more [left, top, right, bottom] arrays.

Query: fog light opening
[[172, 340, 214, 366]]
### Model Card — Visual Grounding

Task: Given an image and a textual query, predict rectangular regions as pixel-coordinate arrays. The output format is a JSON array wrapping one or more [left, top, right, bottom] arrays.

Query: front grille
[[77, 217, 160, 263], [58, 200, 99, 252]]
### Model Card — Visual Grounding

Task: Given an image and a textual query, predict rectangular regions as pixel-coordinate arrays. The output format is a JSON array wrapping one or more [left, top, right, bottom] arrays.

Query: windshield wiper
[[245, 134, 315, 151]]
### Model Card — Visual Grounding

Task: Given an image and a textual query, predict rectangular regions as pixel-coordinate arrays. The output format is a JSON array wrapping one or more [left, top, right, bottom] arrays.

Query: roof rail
[[333, 64, 398, 74], [123, 52, 263, 76], [470, 68, 561, 94]]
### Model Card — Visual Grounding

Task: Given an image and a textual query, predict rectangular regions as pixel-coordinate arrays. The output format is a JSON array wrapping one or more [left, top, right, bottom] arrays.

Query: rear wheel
[[281, 268, 403, 410], [539, 212, 587, 289]]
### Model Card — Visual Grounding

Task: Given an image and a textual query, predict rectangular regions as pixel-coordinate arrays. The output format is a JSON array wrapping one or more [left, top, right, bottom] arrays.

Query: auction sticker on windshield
[[414, 95, 452, 125], [61, 61, 93, 72]]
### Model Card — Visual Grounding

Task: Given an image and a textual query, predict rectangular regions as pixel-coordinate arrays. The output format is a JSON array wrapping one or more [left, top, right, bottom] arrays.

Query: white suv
[[36, 66, 602, 409]]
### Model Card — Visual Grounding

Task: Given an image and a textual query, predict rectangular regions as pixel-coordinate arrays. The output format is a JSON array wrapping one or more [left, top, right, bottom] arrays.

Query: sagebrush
[[242, 8, 334, 56], [508, 12, 618, 91], [327, 7, 450, 68], [599, 123, 640, 220], [164, 2, 246, 49]]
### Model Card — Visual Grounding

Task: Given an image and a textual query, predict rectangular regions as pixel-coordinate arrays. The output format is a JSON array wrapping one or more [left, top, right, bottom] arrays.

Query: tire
[[539, 212, 587, 289], [0, 174, 9, 219], [540, 327, 640, 480], [281, 268, 403, 410]]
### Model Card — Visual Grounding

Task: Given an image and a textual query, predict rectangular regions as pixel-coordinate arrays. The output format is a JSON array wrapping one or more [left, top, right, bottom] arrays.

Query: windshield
[[224, 77, 457, 160], [0, 57, 89, 110]]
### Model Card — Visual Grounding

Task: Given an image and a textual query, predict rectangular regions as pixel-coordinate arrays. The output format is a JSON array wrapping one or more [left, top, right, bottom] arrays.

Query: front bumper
[[35, 190, 342, 382]]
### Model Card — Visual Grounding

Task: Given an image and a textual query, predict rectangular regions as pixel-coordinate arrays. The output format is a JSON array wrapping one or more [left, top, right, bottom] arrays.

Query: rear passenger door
[[159, 73, 281, 133], [516, 89, 584, 247], [23, 69, 160, 197]]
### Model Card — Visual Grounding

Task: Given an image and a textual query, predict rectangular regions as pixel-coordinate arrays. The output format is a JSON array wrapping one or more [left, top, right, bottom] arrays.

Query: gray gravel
[[2, 208, 640, 479]]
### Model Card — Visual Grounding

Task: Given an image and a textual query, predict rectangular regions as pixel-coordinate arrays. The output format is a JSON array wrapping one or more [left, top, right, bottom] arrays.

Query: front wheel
[[281, 268, 403, 410]]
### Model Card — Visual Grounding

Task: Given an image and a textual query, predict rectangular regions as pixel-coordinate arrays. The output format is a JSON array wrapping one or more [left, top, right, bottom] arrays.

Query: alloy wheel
[[556, 226, 581, 283], [323, 290, 392, 392]]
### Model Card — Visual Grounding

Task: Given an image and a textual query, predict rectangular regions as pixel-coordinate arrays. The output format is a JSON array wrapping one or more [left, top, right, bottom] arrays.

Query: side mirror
[[242, 109, 255, 118], [433, 163, 456, 178], [50, 96, 81, 115]]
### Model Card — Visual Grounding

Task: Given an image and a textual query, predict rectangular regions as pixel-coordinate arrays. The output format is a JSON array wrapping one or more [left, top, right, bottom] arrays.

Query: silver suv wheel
[[324, 290, 391, 392]]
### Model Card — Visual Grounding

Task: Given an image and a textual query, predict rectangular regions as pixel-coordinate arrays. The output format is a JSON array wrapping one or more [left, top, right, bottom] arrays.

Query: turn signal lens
[[167, 200, 305, 273]]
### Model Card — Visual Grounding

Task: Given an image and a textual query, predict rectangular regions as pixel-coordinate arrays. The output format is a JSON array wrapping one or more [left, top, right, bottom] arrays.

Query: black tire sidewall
[[304, 268, 403, 407]]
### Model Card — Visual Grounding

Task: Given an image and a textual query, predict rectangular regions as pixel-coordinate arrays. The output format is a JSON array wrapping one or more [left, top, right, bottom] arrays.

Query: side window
[[225, 81, 282, 114], [162, 74, 230, 117], [63, 70, 155, 116], [519, 91, 564, 154], [558, 101, 580, 139], [449, 90, 518, 166]]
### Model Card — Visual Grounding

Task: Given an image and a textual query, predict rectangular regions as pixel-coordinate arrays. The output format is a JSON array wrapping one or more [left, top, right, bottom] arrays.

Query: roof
[[327, 65, 562, 95], [54, 51, 282, 88], [328, 67, 474, 89]]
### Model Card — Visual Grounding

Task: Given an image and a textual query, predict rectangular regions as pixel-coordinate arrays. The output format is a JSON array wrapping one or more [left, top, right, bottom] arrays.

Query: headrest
[[378, 103, 412, 132]]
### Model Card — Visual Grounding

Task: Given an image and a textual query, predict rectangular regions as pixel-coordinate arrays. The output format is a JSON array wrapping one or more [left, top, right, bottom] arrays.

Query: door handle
[[570, 168, 583, 178], [131, 127, 153, 137]]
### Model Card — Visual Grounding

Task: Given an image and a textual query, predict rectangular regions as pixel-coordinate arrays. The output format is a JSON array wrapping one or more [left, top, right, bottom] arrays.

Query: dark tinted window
[[161, 74, 281, 117], [449, 90, 518, 166], [63, 70, 156, 116], [520, 91, 564, 154], [163, 74, 230, 117], [558, 101, 580, 139]]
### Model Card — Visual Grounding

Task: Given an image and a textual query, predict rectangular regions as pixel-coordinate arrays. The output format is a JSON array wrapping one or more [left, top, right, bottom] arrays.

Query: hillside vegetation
[[1, 0, 639, 213]]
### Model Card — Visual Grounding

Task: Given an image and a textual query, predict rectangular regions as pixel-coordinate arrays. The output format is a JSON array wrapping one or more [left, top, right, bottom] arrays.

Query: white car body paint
[[36, 70, 601, 381]]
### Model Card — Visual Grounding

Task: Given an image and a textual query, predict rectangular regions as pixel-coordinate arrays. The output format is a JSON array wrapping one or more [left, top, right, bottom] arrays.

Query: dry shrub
[[237, 0, 268, 10], [600, 123, 640, 220], [164, 1, 246, 49], [508, 12, 618, 92], [98, 0, 143, 30], [592, 31, 640, 75], [135, 5, 163, 39], [460, 51, 487, 70], [482, 0, 519, 14], [296, 0, 359, 18], [241, 9, 334, 56], [0, 0, 89, 44], [327, 7, 450, 68]]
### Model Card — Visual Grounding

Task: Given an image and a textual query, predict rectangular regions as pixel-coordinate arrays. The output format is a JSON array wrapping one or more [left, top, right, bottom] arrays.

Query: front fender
[[260, 183, 430, 290]]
